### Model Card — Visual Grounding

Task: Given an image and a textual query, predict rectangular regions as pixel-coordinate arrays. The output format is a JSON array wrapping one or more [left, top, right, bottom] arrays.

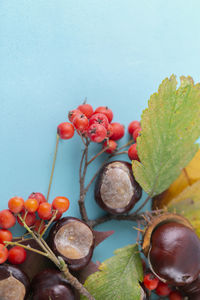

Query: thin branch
[[4, 241, 49, 257], [88, 212, 145, 228], [109, 150, 128, 157], [47, 134, 60, 201], [40, 211, 57, 238], [87, 146, 109, 165], [117, 139, 134, 152], [61, 260, 95, 300]]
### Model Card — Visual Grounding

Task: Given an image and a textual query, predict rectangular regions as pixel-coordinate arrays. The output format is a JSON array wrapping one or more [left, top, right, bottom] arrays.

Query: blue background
[[0, 0, 200, 287]]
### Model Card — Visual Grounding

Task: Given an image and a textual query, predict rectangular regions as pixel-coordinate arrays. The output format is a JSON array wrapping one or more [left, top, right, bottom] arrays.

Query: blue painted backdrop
[[0, 0, 200, 281]]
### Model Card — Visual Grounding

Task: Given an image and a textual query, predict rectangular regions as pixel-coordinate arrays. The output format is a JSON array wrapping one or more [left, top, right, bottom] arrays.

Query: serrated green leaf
[[80, 244, 143, 300], [167, 180, 200, 237], [133, 75, 200, 196]]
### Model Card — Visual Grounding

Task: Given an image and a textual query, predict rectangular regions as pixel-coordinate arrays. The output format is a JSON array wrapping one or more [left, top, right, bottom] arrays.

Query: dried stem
[[5, 241, 49, 257], [87, 146, 109, 165], [47, 134, 60, 201]]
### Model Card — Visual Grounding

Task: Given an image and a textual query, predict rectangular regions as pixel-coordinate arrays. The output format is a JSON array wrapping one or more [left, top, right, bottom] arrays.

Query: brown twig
[[87, 213, 145, 228]]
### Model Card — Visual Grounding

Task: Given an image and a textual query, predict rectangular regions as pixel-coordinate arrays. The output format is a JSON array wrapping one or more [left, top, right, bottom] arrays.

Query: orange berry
[[0, 210, 16, 229], [38, 203, 52, 220], [24, 198, 39, 213], [52, 197, 70, 213], [0, 229, 12, 244], [8, 197, 24, 214]]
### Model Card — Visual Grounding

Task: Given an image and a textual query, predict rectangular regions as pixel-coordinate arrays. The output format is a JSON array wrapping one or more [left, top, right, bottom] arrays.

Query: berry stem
[[40, 210, 58, 238], [4, 241, 49, 257], [87, 145, 109, 165], [47, 134, 60, 201], [110, 150, 128, 157], [117, 139, 134, 151]]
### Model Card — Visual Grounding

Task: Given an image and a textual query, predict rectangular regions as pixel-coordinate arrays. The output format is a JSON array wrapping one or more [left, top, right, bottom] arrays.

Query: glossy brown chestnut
[[31, 269, 75, 300], [48, 217, 95, 271], [95, 160, 142, 214], [147, 220, 200, 286], [181, 273, 200, 298], [0, 264, 30, 300]]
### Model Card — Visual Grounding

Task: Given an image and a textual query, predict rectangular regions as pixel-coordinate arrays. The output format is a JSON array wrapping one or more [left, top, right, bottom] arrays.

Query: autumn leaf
[[133, 75, 200, 197], [80, 244, 144, 300], [167, 181, 200, 237], [152, 149, 200, 209]]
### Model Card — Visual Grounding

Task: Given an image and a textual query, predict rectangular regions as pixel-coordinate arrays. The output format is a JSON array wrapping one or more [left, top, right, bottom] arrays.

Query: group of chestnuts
[[0, 103, 199, 300]]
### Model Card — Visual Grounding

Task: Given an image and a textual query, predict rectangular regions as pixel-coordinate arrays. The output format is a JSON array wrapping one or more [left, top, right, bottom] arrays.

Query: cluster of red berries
[[57, 104, 125, 154], [0, 192, 70, 266], [127, 120, 141, 161], [143, 272, 183, 300]]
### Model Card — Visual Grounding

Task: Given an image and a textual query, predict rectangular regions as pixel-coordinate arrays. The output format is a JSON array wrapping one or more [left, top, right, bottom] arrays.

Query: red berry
[[52, 196, 70, 213], [94, 106, 113, 123], [128, 144, 140, 161], [28, 192, 47, 205], [88, 124, 107, 143], [68, 109, 82, 123], [78, 103, 93, 118], [143, 273, 159, 291], [57, 122, 75, 139], [103, 140, 117, 154], [133, 127, 141, 142], [8, 246, 27, 265], [107, 123, 113, 138], [24, 198, 39, 213], [155, 282, 171, 296], [0, 229, 12, 244], [33, 220, 46, 234], [8, 197, 24, 214], [169, 291, 183, 300], [89, 113, 109, 129], [38, 203, 52, 220], [128, 120, 140, 135], [17, 210, 36, 227], [0, 244, 8, 264], [110, 123, 125, 140], [0, 210, 16, 229], [73, 114, 89, 132]]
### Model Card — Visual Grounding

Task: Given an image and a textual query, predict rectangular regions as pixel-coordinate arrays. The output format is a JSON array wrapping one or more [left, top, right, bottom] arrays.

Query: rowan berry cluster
[[143, 269, 183, 300], [0, 193, 70, 266], [57, 104, 125, 154], [57, 102, 143, 163]]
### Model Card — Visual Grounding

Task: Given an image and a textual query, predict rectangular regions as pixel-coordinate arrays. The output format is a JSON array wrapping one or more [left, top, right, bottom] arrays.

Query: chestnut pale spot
[[55, 221, 93, 259], [0, 276, 25, 300], [100, 162, 134, 209]]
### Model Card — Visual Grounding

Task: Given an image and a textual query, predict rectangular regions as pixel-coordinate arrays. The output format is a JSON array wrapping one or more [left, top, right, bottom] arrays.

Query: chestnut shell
[[48, 217, 95, 271], [0, 264, 30, 299], [95, 160, 142, 214], [31, 269, 75, 300]]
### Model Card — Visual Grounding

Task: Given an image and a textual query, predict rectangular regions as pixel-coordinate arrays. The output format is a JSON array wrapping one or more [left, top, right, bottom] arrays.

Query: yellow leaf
[[167, 180, 200, 237], [153, 148, 200, 209]]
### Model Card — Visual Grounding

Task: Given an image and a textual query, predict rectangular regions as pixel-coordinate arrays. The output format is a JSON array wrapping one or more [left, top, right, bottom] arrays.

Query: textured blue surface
[[1, 0, 200, 283]]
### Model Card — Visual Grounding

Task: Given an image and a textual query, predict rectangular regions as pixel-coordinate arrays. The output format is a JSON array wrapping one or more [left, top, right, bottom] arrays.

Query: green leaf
[[80, 244, 143, 300], [133, 75, 200, 196]]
